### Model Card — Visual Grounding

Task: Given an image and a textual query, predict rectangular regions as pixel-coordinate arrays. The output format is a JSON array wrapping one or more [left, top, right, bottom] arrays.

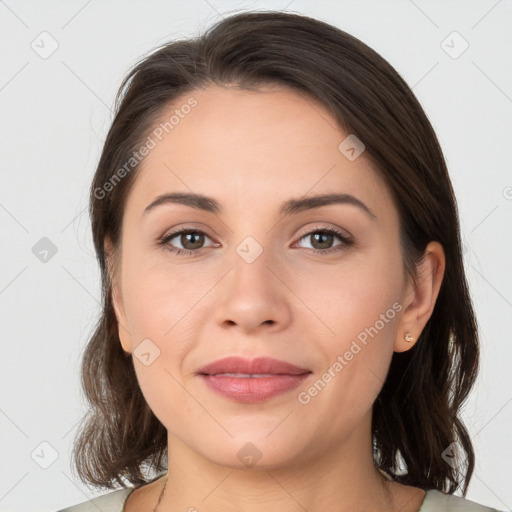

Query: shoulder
[[420, 489, 505, 512], [54, 486, 135, 512]]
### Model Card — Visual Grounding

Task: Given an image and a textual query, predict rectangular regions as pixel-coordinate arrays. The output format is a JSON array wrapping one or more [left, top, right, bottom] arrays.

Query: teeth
[[213, 373, 276, 378]]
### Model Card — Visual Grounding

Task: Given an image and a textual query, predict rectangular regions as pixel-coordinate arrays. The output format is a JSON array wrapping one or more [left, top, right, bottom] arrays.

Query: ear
[[105, 236, 133, 355], [394, 241, 446, 353]]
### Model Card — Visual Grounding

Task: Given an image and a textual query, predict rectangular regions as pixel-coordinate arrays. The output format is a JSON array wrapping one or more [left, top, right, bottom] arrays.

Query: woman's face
[[109, 84, 416, 469]]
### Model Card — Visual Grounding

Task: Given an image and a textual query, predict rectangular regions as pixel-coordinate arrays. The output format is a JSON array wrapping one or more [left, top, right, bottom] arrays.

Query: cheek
[[296, 246, 403, 342], [119, 246, 213, 407], [120, 242, 201, 337], [124, 270, 195, 428], [296, 246, 402, 406]]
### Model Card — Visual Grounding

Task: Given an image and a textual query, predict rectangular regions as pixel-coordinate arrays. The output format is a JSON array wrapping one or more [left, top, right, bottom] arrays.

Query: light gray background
[[0, 1, 511, 511]]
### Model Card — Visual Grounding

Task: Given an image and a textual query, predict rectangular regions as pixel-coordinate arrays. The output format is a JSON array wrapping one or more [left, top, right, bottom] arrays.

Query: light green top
[[55, 487, 504, 512]]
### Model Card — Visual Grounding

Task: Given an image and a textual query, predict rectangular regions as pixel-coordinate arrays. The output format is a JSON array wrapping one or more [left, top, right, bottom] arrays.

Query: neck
[[157, 415, 398, 512]]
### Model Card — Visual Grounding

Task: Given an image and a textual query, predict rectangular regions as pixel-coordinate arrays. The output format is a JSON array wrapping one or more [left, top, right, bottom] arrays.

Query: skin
[[106, 84, 445, 512]]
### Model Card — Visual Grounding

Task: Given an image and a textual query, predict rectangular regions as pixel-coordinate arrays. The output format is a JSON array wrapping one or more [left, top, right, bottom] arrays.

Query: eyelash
[[157, 225, 354, 257]]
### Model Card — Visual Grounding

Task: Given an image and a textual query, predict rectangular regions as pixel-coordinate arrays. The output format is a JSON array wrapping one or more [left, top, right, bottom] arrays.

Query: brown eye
[[309, 232, 336, 250], [177, 232, 205, 250], [159, 229, 215, 255], [296, 227, 353, 254]]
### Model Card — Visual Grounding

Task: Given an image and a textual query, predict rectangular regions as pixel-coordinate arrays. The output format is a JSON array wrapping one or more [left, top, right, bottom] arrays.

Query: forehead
[[124, 84, 393, 222]]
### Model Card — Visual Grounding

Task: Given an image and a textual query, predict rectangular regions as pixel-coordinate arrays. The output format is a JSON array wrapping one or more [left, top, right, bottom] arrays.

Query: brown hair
[[72, 10, 479, 495]]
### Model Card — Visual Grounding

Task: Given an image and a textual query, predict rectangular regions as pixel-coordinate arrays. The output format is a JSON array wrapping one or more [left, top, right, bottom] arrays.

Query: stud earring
[[404, 332, 414, 343]]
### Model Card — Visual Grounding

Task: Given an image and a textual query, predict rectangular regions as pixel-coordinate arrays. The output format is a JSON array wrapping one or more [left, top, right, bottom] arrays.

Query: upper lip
[[197, 356, 311, 376]]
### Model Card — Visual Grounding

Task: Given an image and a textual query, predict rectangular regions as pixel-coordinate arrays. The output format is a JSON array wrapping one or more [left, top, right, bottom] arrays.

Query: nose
[[213, 246, 292, 334]]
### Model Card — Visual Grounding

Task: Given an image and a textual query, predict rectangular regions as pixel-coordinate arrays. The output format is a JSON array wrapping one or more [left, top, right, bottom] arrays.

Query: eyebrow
[[143, 192, 377, 219]]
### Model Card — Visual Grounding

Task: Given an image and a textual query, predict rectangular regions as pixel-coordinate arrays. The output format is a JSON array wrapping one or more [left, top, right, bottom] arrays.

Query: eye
[[157, 225, 354, 256], [158, 228, 217, 256], [295, 226, 354, 254]]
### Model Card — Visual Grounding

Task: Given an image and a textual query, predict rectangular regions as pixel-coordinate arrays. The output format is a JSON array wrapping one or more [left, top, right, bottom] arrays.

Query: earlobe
[[394, 331, 416, 353], [394, 241, 446, 353], [117, 319, 133, 355]]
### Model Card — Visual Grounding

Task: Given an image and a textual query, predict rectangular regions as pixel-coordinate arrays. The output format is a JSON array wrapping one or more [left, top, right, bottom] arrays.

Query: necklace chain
[[153, 471, 393, 512], [153, 476, 168, 512]]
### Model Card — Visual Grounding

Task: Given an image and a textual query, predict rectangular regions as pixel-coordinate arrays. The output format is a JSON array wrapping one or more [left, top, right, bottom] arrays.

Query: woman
[[57, 10, 503, 512]]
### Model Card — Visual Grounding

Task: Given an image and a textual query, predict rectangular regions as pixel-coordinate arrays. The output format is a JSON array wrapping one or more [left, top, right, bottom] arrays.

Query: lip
[[197, 356, 310, 376], [197, 356, 312, 403]]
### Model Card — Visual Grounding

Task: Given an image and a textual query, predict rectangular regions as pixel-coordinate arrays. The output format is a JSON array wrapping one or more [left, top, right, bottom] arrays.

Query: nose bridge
[[213, 233, 290, 332], [230, 233, 276, 295]]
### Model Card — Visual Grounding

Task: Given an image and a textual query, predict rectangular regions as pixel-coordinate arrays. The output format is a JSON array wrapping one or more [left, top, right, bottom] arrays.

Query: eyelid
[[161, 223, 351, 244], [160, 223, 217, 241], [158, 222, 354, 256], [294, 223, 353, 242], [160, 226, 219, 248]]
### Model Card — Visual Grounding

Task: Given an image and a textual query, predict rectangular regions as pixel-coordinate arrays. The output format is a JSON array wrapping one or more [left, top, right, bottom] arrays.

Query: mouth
[[205, 373, 287, 378], [197, 355, 311, 376], [196, 356, 312, 402]]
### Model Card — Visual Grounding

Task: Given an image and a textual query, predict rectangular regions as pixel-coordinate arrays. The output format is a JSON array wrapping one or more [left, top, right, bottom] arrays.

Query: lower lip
[[199, 373, 311, 402]]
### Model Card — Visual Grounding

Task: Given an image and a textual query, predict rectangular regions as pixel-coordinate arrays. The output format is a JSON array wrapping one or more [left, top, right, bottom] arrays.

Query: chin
[[193, 432, 307, 471]]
